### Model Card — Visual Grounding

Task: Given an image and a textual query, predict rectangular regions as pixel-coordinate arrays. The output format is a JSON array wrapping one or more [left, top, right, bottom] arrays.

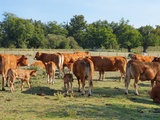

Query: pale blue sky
[[0, 0, 160, 28]]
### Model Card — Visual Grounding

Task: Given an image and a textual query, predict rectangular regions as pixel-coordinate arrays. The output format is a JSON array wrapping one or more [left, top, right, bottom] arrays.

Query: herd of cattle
[[0, 52, 160, 103]]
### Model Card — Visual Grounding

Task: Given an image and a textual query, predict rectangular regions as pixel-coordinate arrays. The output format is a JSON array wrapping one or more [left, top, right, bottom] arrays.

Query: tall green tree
[[138, 25, 158, 52], [28, 20, 47, 48], [1, 12, 34, 48], [46, 21, 68, 37], [66, 15, 87, 48], [118, 25, 142, 52], [85, 21, 118, 49]]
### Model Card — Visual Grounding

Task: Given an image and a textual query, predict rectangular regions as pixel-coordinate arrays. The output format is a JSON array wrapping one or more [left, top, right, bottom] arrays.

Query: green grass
[[0, 70, 160, 120], [0, 50, 160, 120]]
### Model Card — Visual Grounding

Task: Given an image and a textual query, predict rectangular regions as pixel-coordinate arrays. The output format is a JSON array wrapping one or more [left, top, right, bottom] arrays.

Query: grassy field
[[0, 50, 160, 120]]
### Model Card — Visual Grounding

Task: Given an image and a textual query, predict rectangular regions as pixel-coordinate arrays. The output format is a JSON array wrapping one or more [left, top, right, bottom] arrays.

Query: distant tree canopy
[[1, 12, 160, 52]]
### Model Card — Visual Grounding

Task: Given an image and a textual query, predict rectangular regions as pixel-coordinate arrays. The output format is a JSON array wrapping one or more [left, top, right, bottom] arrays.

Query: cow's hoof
[[5, 85, 9, 87], [81, 93, 85, 96], [88, 94, 92, 97], [125, 92, 128, 95], [78, 89, 81, 92], [2, 88, 6, 91]]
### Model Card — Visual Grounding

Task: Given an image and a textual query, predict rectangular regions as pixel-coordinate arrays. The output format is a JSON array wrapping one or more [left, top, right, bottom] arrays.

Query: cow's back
[[73, 58, 94, 79], [102, 56, 127, 71]]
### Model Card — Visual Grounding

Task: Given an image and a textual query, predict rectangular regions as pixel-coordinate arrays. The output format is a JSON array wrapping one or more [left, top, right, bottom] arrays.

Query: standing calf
[[45, 61, 57, 84], [7, 69, 36, 92], [63, 73, 74, 94]]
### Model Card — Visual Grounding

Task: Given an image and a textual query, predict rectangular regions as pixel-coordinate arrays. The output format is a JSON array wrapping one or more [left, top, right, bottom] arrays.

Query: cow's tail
[[87, 58, 94, 87]]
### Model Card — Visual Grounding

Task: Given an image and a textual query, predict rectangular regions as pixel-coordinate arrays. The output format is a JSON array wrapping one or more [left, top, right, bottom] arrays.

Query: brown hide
[[148, 85, 160, 103], [73, 58, 94, 96], [89, 56, 126, 81], [125, 59, 160, 95], [63, 73, 74, 94], [0, 54, 29, 90], [34, 52, 63, 77], [131, 54, 157, 62], [31, 61, 45, 69], [62, 51, 90, 73], [7, 68, 36, 92], [44, 61, 57, 84]]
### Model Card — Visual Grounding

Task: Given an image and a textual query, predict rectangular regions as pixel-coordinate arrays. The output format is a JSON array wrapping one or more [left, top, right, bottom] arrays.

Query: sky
[[0, 0, 160, 28]]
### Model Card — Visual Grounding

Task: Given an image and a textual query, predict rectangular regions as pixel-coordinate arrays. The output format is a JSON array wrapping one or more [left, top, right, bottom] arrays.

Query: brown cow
[[62, 51, 90, 73], [44, 61, 57, 84], [73, 57, 94, 96], [0, 54, 29, 90], [31, 61, 45, 69], [34, 52, 63, 78], [89, 56, 126, 81], [7, 68, 36, 92], [125, 59, 160, 95], [63, 73, 74, 94], [148, 85, 160, 103], [131, 54, 158, 62]]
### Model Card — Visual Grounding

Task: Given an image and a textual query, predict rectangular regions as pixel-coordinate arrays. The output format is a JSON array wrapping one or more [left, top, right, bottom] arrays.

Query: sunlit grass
[[0, 50, 160, 120]]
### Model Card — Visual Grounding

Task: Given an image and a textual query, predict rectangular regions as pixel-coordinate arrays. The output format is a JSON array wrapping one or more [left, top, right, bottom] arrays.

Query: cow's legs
[[102, 71, 105, 81], [2, 77, 6, 91], [70, 82, 73, 94], [119, 67, 126, 82], [151, 80, 155, 88], [26, 80, 30, 89], [81, 79, 85, 95], [50, 76, 54, 84], [77, 79, 81, 92], [98, 71, 101, 80], [88, 79, 93, 96], [5, 77, 9, 87], [67, 83, 69, 94], [21, 81, 24, 91], [47, 75, 50, 84], [9, 80, 14, 93], [125, 75, 131, 95], [134, 78, 139, 95]]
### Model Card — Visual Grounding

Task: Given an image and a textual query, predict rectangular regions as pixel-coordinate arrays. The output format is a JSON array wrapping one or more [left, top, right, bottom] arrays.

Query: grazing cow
[[31, 61, 45, 69], [44, 61, 57, 84], [7, 68, 36, 92], [34, 52, 64, 78], [0, 54, 29, 90], [73, 57, 94, 96], [125, 59, 160, 95], [89, 56, 127, 81], [148, 85, 160, 103], [62, 51, 90, 73], [131, 54, 158, 62], [63, 73, 74, 94]]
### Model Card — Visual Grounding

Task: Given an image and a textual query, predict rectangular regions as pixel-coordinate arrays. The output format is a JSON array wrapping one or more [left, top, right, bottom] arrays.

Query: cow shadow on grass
[[22, 86, 63, 96]]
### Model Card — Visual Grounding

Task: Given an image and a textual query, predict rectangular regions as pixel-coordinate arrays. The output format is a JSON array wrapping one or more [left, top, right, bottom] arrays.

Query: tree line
[[0, 12, 160, 52]]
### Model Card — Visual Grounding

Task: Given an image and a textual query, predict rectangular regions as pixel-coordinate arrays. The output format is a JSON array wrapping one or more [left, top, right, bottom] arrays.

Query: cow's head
[[30, 70, 37, 76], [17, 55, 29, 66], [153, 57, 160, 62], [34, 52, 41, 60]]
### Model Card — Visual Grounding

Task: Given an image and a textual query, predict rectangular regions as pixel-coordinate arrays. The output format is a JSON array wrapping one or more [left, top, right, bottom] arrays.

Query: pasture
[[0, 49, 160, 120]]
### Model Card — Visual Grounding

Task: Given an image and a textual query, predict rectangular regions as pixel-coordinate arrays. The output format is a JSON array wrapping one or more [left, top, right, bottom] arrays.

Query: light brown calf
[[31, 61, 45, 69], [63, 73, 74, 94], [44, 61, 57, 84], [7, 69, 36, 92]]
